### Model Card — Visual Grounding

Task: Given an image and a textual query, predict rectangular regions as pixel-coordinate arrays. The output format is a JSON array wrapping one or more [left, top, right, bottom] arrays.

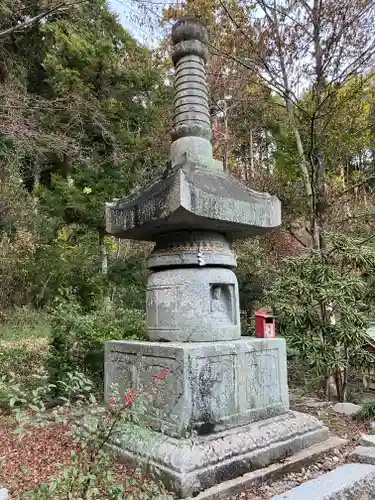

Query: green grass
[[0, 308, 51, 408], [0, 322, 50, 343], [0, 307, 50, 342]]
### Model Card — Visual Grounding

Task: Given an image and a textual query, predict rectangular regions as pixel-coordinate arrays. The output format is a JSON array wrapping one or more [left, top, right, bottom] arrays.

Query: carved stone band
[[172, 39, 208, 65], [147, 231, 237, 269]]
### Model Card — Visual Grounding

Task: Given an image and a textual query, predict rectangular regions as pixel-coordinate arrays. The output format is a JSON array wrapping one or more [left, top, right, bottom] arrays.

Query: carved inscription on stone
[[246, 350, 282, 408], [139, 197, 156, 221], [106, 350, 137, 394], [147, 286, 179, 330], [193, 189, 270, 226], [137, 194, 165, 224], [192, 354, 237, 423], [110, 207, 135, 231]]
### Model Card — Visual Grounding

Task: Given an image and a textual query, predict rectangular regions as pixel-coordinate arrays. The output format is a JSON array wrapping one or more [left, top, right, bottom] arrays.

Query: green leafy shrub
[[0, 346, 49, 407], [49, 300, 146, 391], [357, 400, 375, 422], [267, 234, 375, 402]]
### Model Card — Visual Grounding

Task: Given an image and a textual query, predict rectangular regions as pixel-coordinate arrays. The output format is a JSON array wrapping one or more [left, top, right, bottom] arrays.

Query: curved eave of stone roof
[[105, 162, 281, 242]]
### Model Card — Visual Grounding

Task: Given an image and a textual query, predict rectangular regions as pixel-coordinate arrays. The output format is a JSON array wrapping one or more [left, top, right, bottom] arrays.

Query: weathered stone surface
[[146, 267, 240, 342], [171, 18, 211, 150], [332, 402, 362, 416], [271, 463, 375, 500], [105, 162, 281, 241], [186, 437, 347, 500], [360, 435, 375, 447], [147, 231, 236, 269], [351, 446, 375, 464], [303, 399, 332, 409], [103, 15, 328, 500], [105, 338, 289, 438], [105, 15, 280, 242], [111, 411, 328, 498]]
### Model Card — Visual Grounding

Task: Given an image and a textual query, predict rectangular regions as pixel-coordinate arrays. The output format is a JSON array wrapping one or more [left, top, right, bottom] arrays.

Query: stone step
[[351, 445, 375, 464], [187, 436, 346, 500], [271, 463, 375, 499], [332, 402, 362, 416]]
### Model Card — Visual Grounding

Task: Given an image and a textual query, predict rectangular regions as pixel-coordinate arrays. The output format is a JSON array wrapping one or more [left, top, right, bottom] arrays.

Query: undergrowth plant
[[2, 368, 171, 499], [48, 298, 146, 391], [357, 400, 375, 423]]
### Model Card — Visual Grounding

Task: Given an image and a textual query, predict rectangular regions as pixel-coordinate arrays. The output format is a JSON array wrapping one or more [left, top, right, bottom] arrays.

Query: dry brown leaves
[[0, 421, 79, 498], [236, 398, 370, 499], [0, 418, 170, 499]]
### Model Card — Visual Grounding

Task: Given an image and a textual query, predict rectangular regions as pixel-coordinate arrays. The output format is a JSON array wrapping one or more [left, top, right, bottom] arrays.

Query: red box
[[254, 311, 276, 338]]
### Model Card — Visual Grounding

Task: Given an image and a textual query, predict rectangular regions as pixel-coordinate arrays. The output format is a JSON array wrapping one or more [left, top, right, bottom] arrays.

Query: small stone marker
[[332, 402, 362, 416], [351, 446, 375, 464], [360, 434, 375, 447], [271, 463, 375, 500]]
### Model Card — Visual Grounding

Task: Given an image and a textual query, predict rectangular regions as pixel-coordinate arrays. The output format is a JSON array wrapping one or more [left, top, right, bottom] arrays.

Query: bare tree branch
[[0, 0, 88, 39]]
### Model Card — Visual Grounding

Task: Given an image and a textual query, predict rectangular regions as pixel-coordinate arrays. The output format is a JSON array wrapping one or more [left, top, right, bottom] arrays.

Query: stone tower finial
[[170, 17, 215, 169]]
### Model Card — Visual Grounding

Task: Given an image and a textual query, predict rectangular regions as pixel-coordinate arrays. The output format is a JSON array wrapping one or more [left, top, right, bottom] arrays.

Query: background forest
[[2, 0, 375, 404]]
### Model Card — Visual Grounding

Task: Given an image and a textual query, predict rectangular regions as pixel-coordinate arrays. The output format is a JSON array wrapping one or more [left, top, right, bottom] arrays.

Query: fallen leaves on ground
[[0, 418, 171, 499], [291, 398, 369, 442], [0, 421, 79, 497], [0, 396, 370, 499]]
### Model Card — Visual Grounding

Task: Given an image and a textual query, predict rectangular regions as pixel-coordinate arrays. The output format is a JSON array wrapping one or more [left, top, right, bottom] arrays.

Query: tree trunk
[[269, 4, 317, 248], [248, 127, 254, 181], [223, 99, 228, 172], [99, 230, 111, 311], [334, 368, 348, 402], [325, 375, 338, 401], [312, 0, 327, 252]]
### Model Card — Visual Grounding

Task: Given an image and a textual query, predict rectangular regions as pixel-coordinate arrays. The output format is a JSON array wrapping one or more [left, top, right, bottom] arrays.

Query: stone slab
[[360, 435, 375, 447], [105, 338, 289, 438], [186, 436, 347, 500], [271, 463, 375, 499], [303, 399, 332, 409], [351, 446, 375, 464], [110, 410, 328, 498], [332, 402, 362, 416]]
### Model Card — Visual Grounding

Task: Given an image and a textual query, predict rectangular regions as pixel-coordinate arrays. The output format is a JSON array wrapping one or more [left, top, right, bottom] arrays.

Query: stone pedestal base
[[110, 411, 329, 498], [105, 338, 328, 497], [105, 338, 289, 438]]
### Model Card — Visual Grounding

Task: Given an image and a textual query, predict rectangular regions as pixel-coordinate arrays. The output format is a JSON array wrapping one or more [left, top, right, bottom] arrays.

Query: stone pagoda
[[104, 16, 328, 499]]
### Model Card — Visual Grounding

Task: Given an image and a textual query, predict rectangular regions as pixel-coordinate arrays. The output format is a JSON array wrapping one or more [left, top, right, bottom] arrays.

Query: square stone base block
[[111, 410, 329, 498], [105, 338, 289, 438]]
